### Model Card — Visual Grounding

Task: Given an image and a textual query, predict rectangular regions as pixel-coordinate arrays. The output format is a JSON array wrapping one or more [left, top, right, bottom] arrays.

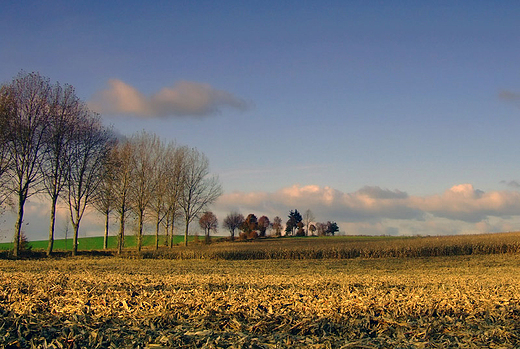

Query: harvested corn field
[[1, 254, 520, 348], [142, 232, 520, 260]]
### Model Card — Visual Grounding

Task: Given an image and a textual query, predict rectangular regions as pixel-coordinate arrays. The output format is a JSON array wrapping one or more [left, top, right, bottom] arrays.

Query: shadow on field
[[0, 249, 115, 260]]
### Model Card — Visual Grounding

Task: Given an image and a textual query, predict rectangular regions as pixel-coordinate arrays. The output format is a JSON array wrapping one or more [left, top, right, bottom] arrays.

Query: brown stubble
[[1, 254, 520, 347]]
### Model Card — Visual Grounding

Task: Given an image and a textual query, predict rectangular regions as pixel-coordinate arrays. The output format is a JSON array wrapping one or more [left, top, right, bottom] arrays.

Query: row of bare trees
[[0, 71, 113, 257], [0, 71, 222, 257], [99, 133, 222, 253]]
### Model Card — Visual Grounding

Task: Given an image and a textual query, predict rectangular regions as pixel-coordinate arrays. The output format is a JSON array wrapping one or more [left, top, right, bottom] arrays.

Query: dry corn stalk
[[0, 254, 520, 347]]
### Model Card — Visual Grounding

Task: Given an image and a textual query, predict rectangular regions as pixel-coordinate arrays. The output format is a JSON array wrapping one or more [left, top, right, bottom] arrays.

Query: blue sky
[[2, 1, 520, 239]]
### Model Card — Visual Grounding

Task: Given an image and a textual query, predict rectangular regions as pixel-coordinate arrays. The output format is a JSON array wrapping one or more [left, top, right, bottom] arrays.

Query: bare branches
[[163, 146, 187, 247], [149, 141, 176, 250], [110, 140, 134, 254], [199, 211, 218, 243], [127, 132, 164, 252], [1, 72, 53, 257], [91, 146, 118, 250], [179, 148, 223, 246], [223, 212, 244, 240], [42, 83, 83, 255], [1, 71, 224, 255], [272, 216, 283, 237], [66, 112, 113, 256], [303, 209, 315, 237], [109, 137, 223, 252], [0, 91, 14, 208]]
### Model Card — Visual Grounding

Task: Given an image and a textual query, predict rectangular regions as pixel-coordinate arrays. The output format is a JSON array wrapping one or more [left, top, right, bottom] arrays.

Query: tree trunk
[[72, 221, 79, 256], [155, 217, 160, 250], [103, 210, 109, 250], [137, 211, 143, 252], [47, 195, 58, 256], [13, 193, 26, 258], [184, 218, 189, 247], [164, 220, 170, 248], [118, 210, 125, 254], [169, 218, 175, 248]]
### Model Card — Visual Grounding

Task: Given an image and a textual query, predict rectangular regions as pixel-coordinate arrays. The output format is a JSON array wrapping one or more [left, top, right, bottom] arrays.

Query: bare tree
[[66, 112, 112, 256], [316, 222, 327, 236], [111, 140, 134, 254], [303, 209, 315, 237], [147, 140, 174, 250], [92, 149, 117, 250], [199, 211, 218, 244], [1, 72, 52, 257], [0, 95, 13, 208], [272, 216, 283, 237], [128, 132, 163, 252], [42, 83, 81, 255], [223, 212, 244, 240], [163, 145, 187, 248], [178, 148, 222, 246]]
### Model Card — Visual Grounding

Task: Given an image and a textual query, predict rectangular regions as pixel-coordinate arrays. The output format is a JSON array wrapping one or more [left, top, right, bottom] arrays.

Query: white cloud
[[88, 79, 251, 117], [217, 184, 422, 223], [215, 183, 520, 235], [412, 184, 520, 222]]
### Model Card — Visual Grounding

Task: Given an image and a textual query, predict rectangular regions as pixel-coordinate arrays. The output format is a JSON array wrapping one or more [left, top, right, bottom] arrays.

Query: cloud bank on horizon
[[88, 79, 250, 117], [216, 183, 520, 236], [3, 182, 520, 243]]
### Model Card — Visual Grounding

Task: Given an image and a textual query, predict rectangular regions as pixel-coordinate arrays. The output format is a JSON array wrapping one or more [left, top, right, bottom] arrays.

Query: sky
[[1, 1, 520, 241]]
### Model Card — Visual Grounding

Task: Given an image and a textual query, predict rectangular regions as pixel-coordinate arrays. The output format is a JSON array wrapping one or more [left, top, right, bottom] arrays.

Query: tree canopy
[[285, 209, 303, 236]]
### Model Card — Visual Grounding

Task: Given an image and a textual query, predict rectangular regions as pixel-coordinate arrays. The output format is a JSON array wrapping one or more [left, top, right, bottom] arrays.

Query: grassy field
[[0, 234, 390, 252], [0, 234, 189, 251], [1, 253, 520, 348]]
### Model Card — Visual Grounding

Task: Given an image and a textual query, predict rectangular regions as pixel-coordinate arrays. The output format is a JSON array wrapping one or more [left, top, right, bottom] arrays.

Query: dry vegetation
[[1, 249, 520, 348], [143, 232, 520, 260]]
